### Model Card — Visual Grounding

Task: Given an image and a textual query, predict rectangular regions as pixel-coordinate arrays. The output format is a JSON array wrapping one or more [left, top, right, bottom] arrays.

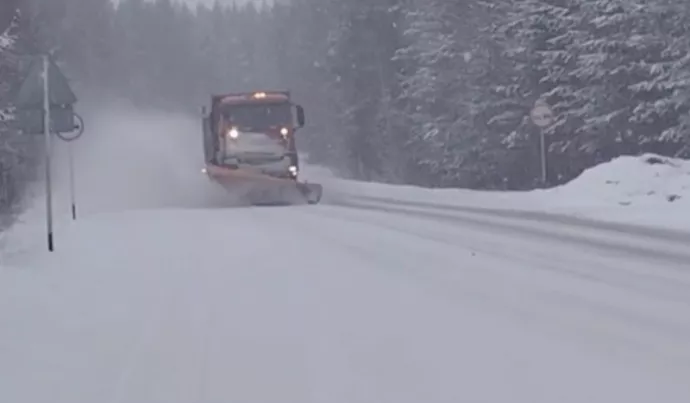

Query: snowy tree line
[[2, 0, 690, 215], [1, 1, 42, 229]]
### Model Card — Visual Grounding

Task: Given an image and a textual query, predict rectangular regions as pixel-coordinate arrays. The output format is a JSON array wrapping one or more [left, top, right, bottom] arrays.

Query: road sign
[[14, 105, 77, 134], [14, 55, 77, 108], [530, 100, 554, 127], [13, 55, 78, 135]]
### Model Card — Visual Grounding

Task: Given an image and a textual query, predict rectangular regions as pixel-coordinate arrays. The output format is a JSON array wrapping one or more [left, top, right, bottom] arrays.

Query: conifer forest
[[2, 0, 690, 223]]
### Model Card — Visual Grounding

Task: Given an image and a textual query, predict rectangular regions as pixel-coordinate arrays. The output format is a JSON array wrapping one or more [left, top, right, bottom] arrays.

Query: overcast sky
[[180, 0, 254, 4], [111, 0, 261, 8]]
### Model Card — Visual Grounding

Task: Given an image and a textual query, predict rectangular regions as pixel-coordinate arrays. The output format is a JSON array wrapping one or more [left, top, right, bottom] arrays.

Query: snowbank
[[540, 154, 689, 229], [303, 153, 690, 231], [540, 154, 687, 206]]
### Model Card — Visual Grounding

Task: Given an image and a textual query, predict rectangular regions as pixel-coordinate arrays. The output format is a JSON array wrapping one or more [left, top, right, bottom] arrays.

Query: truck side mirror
[[295, 105, 305, 127], [201, 106, 207, 116]]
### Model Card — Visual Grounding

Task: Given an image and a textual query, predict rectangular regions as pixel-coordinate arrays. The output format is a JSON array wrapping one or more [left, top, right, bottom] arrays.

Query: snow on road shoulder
[[301, 163, 537, 208], [303, 154, 690, 231], [544, 154, 688, 206], [537, 154, 690, 229]]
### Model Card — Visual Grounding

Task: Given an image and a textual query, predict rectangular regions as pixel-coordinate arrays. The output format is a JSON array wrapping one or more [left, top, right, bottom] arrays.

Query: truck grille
[[228, 153, 285, 165]]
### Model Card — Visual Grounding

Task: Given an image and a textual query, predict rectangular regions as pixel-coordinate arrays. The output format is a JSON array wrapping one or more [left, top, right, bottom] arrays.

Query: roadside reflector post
[[68, 141, 76, 219]]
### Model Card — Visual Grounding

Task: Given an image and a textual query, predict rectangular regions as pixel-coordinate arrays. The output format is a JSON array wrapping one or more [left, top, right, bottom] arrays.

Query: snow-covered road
[[2, 104, 690, 403], [2, 198, 690, 403]]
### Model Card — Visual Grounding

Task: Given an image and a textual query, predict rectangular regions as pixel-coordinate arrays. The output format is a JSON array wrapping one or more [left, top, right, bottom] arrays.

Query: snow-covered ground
[[3, 201, 690, 403], [2, 103, 690, 403]]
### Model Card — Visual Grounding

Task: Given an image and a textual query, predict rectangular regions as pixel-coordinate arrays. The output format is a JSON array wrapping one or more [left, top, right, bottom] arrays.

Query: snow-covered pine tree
[[488, 0, 587, 188], [394, 0, 451, 185], [0, 3, 42, 228], [267, 0, 345, 170], [0, 4, 19, 125], [56, 0, 114, 88], [323, 0, 405, 181], [570, 0, 689, 161], [0, 5, 19, 106], [396, 0, 508, 188], [0, 0, 19, 37], [653, 0, 690, 156]]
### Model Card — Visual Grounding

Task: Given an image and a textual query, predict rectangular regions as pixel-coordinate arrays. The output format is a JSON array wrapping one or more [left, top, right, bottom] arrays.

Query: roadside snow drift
[[304, 154, 690, 230], [542, 154, 687, 205]]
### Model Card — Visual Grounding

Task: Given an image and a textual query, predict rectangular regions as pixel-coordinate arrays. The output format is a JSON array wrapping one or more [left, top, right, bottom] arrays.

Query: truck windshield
[[219, 103, 292, 129]]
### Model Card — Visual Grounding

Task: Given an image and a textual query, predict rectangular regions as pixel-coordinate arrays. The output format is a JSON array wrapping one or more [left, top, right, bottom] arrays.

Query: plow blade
[[204, 165, 323, 206], [242, 181, 323, 205], [243, 181, 316, 206], [297, 182, 323, 204]]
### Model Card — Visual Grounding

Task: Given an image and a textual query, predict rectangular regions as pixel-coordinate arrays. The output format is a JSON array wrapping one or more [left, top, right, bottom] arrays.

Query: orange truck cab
[[202, 91, 306, 181], [200, 90, 321, 205]]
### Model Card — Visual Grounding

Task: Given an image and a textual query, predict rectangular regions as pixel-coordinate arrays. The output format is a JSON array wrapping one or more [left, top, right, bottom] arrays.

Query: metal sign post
[[42, 55, 54, 251], [530, 99, 554, 185], [57, 113, 84, 220], [68, 143, 75, 219]]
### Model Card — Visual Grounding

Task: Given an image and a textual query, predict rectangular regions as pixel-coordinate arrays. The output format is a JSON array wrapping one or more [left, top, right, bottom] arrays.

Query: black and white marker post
[[41, 55, 54, 251], [69, 143, 75, 219]]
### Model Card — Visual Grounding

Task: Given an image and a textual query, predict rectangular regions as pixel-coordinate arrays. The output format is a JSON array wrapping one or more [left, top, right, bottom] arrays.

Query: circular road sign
[[530, 100, 554, 127]]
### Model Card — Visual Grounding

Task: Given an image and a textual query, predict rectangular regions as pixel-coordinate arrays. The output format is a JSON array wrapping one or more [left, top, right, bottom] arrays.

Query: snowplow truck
[[201, 91, 322, 205]]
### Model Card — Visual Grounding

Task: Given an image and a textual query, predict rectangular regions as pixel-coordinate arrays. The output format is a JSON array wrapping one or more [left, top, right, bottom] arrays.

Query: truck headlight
[[227, 128, 239, 138], [289, 165, 298, 176], [280, 127, 288, 136]]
